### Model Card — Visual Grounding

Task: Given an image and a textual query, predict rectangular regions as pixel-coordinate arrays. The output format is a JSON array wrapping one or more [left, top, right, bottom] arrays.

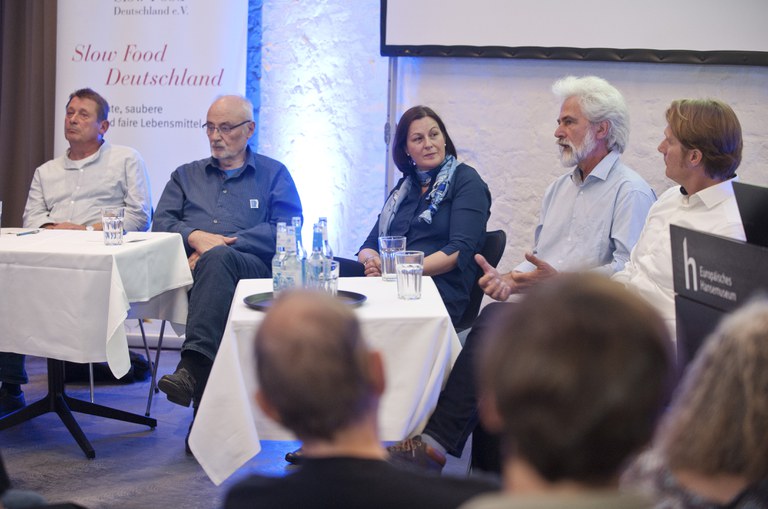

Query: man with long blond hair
[[612, 98, 747, 339]]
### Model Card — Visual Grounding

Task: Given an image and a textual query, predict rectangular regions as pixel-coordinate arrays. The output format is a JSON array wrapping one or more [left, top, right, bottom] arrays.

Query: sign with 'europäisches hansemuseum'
[[671, 225, 768, 313]]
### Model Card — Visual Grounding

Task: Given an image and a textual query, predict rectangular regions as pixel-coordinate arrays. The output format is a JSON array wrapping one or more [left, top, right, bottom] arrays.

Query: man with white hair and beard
[[386, 76, 656, 472]]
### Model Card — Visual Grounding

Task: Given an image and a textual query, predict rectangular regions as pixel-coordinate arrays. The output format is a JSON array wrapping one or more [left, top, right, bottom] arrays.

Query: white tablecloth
[[0, 229, 193, 377], [190, 276, 462, 485]]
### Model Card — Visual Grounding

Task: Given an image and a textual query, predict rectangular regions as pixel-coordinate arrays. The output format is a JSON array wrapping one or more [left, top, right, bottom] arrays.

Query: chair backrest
[[455, 229, 507, 332]]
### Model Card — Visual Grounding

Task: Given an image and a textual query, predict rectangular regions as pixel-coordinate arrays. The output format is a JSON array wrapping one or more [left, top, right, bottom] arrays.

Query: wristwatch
[[86, 225, 94, 232]]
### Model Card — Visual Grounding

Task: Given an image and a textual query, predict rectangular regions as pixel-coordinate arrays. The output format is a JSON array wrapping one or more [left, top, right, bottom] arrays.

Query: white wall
[[260, 0, 768, 272], [259, 0, 389, 257]]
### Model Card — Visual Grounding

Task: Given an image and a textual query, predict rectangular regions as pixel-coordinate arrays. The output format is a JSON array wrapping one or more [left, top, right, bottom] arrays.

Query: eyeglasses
[[202, 120, 251, 136]]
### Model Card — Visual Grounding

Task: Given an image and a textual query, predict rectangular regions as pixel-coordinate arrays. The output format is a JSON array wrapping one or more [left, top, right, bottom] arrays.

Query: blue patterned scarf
[[378, 155, 459, 236]]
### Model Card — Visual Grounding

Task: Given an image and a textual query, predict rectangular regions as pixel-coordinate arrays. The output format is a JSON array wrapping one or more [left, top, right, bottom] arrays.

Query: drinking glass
[[395, 250, 424, 300], [378, 235, 406, 281], [102, 207, 125, 246], [325, 260, 340, 296]]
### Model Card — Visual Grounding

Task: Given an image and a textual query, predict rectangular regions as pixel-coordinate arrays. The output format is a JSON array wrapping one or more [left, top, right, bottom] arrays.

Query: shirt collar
[[684, 176, 738, 209], [63, 140, 109, 170], [570, 150, 620, 185], [208, 146, 255, 177]]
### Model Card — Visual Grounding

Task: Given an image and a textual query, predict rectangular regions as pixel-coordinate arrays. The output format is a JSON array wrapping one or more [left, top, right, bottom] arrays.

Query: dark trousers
[[423, 302, 508, 457], [183, 245, 270, 362], [0, 352, 27, 385]]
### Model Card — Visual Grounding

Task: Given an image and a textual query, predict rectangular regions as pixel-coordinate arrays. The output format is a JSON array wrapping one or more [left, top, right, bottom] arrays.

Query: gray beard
[[558, 129, 597, 167]]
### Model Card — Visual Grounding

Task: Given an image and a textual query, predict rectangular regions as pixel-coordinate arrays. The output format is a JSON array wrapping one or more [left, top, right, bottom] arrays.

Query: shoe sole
[[157, 378, 193, 407], [284, 452, 303, 465]]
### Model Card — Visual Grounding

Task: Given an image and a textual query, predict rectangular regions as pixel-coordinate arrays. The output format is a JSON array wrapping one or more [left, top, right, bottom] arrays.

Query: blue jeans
[[0, 352, 28, 385], [182, 245, 270, 362], [422, 302, 508, 457]]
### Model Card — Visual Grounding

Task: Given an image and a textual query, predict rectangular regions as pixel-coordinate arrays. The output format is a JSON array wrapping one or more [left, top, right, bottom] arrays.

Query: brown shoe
[[387, 435, 446, 473]]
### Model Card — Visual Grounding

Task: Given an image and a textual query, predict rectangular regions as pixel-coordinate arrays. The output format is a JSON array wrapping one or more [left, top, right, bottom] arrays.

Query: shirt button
[[223, 189, 228, 194], [213, 219, 219, 224]]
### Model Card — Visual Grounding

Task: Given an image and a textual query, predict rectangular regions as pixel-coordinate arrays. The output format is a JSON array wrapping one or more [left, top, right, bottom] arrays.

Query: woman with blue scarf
[[357, 106, 491, 326]]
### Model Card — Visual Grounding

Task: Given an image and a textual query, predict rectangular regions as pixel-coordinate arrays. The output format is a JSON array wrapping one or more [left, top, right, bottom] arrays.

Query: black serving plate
[[243, 290, 367, 311]]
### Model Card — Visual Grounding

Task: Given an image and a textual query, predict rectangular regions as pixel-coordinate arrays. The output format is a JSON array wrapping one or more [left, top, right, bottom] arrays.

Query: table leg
[[0, 358, 157, 458]]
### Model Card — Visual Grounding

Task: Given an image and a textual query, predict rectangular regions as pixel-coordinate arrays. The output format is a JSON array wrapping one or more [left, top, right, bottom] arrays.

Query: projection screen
[[381, 0, 768, 66]]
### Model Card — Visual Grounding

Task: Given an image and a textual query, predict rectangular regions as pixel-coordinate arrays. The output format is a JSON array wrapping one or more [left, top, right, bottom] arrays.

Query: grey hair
[[552, 76, 630, 153], [214, 94, 254, 121], [658, 296, 768, 481]]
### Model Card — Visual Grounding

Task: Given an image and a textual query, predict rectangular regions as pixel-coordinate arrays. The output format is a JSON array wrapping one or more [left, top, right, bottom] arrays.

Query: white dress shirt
[[23, 141, 152, 231], [612, 178, 746, 337]]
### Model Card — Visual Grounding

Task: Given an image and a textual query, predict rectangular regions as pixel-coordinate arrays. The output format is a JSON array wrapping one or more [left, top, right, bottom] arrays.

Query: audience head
[[205, 94, 256, 169], [254, 291, 382, 442], [392, 105, 458, 176], [64, 88, 110, 146], [552, 76, 630, 156], [478, 273, 674, 486], [663, 99, 742, 181], [657, 298, 768, 483]]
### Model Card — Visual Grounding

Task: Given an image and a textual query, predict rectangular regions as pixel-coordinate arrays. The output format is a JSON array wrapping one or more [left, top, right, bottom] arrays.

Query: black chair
[[335, 257, 365, 277], [455, 229, 507, 333], [463, 230, 507, 473]]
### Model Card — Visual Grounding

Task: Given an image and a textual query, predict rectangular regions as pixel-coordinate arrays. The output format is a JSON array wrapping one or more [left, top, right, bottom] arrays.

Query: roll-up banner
[[55, 0, 248, 207]]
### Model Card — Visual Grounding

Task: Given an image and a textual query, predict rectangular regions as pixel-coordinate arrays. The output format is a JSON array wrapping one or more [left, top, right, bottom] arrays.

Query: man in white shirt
[[22, 88, 151, 231], [612, 98, 746, 339], [0, 88, 151, 417]]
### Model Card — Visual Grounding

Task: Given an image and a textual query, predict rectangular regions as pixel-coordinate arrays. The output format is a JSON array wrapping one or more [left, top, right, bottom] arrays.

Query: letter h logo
[[683, 238, 698, 291]]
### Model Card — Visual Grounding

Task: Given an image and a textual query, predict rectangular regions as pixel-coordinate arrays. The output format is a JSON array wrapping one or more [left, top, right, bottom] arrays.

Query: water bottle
[[306, 223, 325, 290], [272, 222, 288, 295], [318, 217, 334, 261], [292, 216, 307, 286], [318, 217, 334, 288], [283, 225, 303, 289]]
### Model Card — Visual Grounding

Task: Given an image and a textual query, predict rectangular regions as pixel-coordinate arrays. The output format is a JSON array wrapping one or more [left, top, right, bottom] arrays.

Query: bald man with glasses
[[153, 95, 302, 452]]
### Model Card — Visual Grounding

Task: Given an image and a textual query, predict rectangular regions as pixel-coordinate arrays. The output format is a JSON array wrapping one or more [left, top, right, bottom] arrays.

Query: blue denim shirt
[[153, 147, 302, 265]]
